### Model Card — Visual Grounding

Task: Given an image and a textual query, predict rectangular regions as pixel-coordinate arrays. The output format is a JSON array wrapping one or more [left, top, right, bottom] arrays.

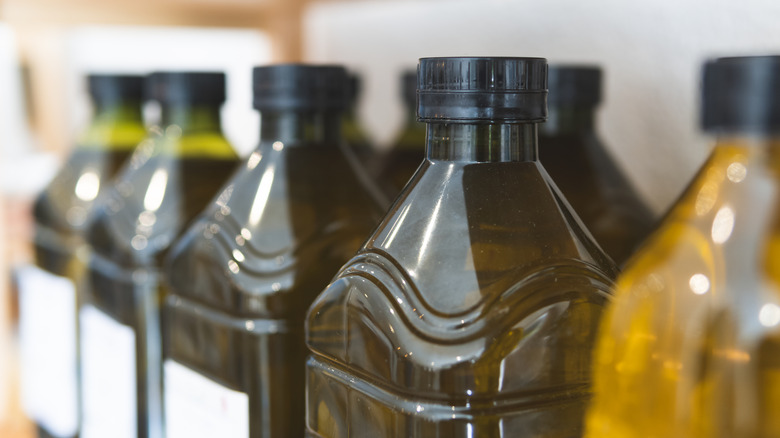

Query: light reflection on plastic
[[711, 206, 734, 244], [383, 202, 412, 249], [416, 166, 453, 265], [248, 163, 276, 226], [131, 235, 147, 250], [273, 141, 284, 151], [759, 303, 780, 327], [165, 124, 182, 138], [695, 181, 718, 216], [247, 151, 262, 169], [75, 170, 100, 201], [726, 162, 747, 183], [688, 273, 710, 295], [143, 168, 169, 211]]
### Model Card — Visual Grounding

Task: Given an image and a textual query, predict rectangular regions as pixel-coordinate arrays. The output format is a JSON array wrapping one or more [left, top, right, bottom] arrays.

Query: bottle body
[[162, 112, 383, 438], [539, 107, 655, 265], [79, 105, 238, 438], [306, 123, 617, 437], [586, 139, 780, 438], [17, 99, 145, 438]]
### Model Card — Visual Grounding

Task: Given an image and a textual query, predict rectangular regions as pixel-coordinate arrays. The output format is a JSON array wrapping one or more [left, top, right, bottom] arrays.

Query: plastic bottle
[[162, 65, 384, 438], [586, 55, 780, 438], [539, 66, 655, 265], [79, 72, 239, 438], [16, 74, 146, 438], [306, 57, 618, 437]]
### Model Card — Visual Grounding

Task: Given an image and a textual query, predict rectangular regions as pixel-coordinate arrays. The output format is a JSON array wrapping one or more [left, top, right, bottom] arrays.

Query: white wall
[[303, 0, 780, 212]]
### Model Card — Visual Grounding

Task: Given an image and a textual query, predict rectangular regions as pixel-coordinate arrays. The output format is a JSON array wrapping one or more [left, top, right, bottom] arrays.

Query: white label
[[164, 360, 249, 438], [79, 304, 137, 438], [17, 264, 78, 437]]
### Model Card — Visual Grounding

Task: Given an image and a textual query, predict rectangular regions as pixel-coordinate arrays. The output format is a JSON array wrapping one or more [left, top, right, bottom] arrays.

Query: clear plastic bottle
[[306, 57, 618, 437], [16, 74, 146, 438], [162, 65, 384, 438], [585, 55, 780, 438], [79, 72, 240, 438], [376, 71, 426, 200], [539, 66, 655, 265]]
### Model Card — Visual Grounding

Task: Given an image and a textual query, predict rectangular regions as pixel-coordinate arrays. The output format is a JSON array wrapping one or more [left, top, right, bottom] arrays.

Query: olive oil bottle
[[343, 73, 374, 168], [17, 74, 146, 438], [539, 66, 655, 265], [306, 57, 618, 437], [162, 65, 384, 438], [376, 71, 425, 200], [79, 72, 239, 438], [586, 56, 780, 438]]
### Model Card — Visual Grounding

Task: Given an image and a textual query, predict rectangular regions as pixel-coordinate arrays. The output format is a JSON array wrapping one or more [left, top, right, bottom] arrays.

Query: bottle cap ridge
[[253, 64, 349, 111], [417, 57, 548, 123], [702, 56, 780, 134], [88, 74, 145, 104], [146, 72, 226, 105]]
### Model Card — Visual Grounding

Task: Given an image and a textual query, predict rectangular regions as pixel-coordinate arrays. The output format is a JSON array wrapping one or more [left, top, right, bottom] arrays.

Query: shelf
[[0, 0, 306, 156]]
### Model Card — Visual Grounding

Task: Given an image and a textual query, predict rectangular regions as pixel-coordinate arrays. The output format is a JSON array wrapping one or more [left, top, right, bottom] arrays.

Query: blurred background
[[2, 0, 780, 435]]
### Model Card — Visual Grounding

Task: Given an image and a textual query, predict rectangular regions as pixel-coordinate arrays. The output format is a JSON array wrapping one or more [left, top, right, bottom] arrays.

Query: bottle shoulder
[[164, 143, 384, 318], [79, 121, 146, 152], [369, 160, 617, 309], [87, 135, 239, 265], [35, 148, 133, 235], [174, 132, 238, 159], [539, 133, 656, 264]]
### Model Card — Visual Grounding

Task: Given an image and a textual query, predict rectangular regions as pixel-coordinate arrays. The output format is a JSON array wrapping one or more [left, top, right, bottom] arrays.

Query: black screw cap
[[253, 64, 349, 112], [702, 56, 780, 134], [146, 72, 226, 105], [88, 74, 145, 104], [417, 57, 548, 123]]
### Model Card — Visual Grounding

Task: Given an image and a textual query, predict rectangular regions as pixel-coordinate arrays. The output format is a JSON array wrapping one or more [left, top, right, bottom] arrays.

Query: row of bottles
[[20, 53, 775, 438]]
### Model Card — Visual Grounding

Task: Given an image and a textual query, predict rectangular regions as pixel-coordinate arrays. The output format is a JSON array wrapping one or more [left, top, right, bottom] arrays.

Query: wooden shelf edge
[[1, 0, 273, 29]]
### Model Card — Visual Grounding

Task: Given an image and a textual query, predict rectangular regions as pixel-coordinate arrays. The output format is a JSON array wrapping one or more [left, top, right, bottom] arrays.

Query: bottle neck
[[80, 99, 145, 150], [160, 104, 222, 134], [259, 111, 343, 145], [540, 105, 597, 136], [426, 123, 538, 162], [92, 99, 144, 125], [404, 104, 418, 126]]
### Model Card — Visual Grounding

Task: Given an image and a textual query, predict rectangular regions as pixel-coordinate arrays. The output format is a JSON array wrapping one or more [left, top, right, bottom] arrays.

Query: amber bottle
[[586, 56, 780, 438], [162, 65, 384, 438], [306, 57, 618, 437], [376, 70, 426, 200], [539, 66, 654, 265], [17, 74, 146, 438], [79, 72, 239, 438]]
